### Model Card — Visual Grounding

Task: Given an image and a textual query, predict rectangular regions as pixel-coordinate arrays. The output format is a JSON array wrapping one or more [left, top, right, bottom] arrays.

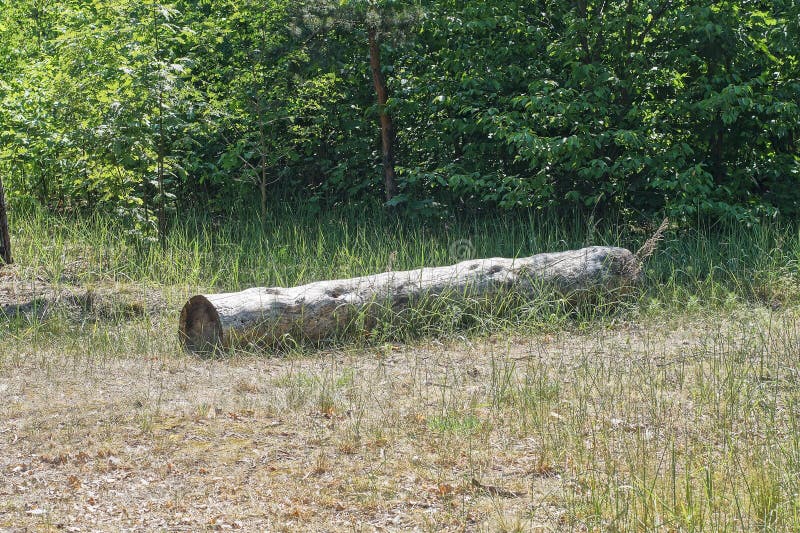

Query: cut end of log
[[179, 295, 223, 353]]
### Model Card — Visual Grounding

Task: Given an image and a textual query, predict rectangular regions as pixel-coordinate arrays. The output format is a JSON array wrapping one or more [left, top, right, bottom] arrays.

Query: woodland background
[[1, 0, 798, 230]]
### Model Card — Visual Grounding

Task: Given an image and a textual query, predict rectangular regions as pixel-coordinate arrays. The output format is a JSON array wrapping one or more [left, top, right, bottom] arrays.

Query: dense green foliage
[[1, 0, 798, 224]]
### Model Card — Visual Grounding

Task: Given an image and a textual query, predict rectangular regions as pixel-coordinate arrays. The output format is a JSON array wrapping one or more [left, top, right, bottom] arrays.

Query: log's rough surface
[[179, 246, 640, 352]]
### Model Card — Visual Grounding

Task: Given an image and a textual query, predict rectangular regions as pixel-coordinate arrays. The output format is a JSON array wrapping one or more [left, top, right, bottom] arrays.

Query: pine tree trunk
[[368, 28, 398, 202]]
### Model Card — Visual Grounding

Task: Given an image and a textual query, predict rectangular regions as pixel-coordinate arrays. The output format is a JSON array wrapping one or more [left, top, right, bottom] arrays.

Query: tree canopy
[[1, 0, 798, 224]]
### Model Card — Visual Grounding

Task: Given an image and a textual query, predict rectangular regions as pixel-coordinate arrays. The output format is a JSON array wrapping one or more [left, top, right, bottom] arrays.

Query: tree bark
[[0, 176, 12, 265], [179, 246, 640, 353], [368, 28, 398, 202]]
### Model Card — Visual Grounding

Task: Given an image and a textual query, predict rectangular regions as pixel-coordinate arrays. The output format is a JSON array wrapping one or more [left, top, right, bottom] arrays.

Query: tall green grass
[[8, 204, 800, 310]]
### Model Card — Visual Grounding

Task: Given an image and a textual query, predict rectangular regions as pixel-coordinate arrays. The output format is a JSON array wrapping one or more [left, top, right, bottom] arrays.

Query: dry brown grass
[[2, 295, 800, 531]]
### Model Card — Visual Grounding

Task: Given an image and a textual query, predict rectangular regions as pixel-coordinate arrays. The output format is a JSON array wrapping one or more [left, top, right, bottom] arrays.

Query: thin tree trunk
[[0, 176, 12, 265], [576, 0, 592, 63], [260, 156, 267, 221], [368, 28, 398, 202], [258, 97, 268, 222], [711, 126, 725, 184], [157, 143, 166, 242], [153, 3, 167, 243], [256, 36, 270, 222]]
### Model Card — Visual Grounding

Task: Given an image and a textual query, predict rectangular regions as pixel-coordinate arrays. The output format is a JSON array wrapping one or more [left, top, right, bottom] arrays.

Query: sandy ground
[[1, 279, 796, 531]]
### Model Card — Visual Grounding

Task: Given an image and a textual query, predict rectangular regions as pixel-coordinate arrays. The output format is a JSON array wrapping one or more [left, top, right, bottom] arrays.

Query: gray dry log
[[179, 246, 640, 352]]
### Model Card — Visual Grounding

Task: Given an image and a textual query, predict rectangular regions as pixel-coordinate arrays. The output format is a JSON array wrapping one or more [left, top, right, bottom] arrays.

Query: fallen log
[[179, 246, 640, 353]]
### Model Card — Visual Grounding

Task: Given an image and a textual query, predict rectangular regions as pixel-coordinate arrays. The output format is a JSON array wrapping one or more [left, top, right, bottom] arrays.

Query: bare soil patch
[[0, 267, 165, 322]]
